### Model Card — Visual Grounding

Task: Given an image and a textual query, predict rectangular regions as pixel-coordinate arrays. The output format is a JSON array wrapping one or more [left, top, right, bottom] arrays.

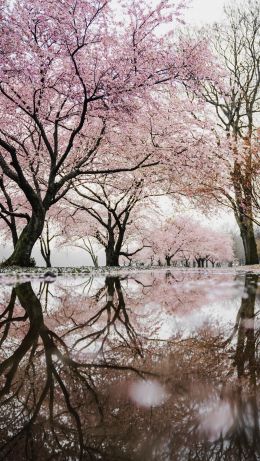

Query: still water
[[0, 269, 259, 460]]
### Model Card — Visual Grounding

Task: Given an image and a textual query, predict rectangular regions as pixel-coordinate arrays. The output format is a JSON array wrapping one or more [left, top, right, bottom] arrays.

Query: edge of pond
[[0, 264, 259, 281]]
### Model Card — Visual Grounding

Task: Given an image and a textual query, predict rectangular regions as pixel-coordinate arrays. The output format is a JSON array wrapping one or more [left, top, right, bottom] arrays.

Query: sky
[[184, 0, 226, 25]]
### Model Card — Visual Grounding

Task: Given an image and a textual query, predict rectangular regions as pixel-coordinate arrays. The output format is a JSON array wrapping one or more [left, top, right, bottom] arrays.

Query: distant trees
[[139, 216, 234, 268]]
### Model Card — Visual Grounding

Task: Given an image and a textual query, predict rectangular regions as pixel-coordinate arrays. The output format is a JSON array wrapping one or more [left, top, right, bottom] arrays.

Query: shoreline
[[0, 264, 259, 278]]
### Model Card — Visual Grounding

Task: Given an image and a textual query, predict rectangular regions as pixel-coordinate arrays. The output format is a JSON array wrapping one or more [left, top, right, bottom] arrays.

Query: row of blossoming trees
[[139, 217, 234, 268], [0, 0, 259, 267]]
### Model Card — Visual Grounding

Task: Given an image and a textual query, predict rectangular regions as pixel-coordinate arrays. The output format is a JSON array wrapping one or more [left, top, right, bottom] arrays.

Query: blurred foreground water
[[0, 270, 259, 460]]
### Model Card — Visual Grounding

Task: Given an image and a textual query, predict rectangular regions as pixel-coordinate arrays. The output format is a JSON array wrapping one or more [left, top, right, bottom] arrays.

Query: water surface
[[0, 270, 259, 460]]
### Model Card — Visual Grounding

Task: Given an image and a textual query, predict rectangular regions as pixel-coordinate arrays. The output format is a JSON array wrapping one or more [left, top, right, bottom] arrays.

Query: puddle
[[0, 271, 259, 460]]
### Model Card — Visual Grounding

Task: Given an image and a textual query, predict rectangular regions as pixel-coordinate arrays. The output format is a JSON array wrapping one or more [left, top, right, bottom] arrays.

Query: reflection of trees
[[188, 273, 260, 461], [67, 276, 144, 359], [233, 274, 259, 383], [1, 273, 260, 460], [0, 283, 87, 459], [0, 280, 151, 460], [225, 274, 260, 459], [129, 273, 260, 461]]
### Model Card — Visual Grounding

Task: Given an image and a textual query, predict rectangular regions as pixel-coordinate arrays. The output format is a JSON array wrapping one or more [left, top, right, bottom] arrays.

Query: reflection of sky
[[164, 299, 241, 339], [140, 275, 246, 340], [143, 297, 243, 340], [0, 271, 254, 345]]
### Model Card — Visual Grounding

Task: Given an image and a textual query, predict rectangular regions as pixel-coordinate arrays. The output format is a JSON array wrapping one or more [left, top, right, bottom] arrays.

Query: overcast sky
[[184, 0, 226, 25]]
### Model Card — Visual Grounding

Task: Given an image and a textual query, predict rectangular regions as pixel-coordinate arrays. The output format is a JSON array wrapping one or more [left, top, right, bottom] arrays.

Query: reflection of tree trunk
[[0, 283, 43, 398], [104, 277, 143, 356], [233, 275, 260, 455], [233, 274, 258, 384], [0, 289, 17, 348], [0, 282, 85, 459]]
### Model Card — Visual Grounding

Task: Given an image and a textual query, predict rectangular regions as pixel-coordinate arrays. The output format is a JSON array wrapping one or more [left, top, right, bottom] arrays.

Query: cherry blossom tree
[[61, 173, 154, 266], [145, 216, 198, 266], [140, 215, 234, 267], [57, 84, 223, 268], [0, 0, 212, 266], [193, 228, 234, 268]]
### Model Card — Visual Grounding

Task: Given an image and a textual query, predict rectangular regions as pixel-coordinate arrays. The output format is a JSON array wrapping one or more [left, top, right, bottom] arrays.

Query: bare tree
[[199, 0, 260, 264]]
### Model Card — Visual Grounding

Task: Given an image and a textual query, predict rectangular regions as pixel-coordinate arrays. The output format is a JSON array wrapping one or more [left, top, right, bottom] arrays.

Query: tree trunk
[[43, 253, 52, 268], [2, 207, 45, 267], [10, 216, 18, 249], [240, 222, 258, 265], [196, 258, 202, 268], [231, 157, 258, 265], [40, 238, 52, 268], [165, 256, 171, 266], [106, 246, 119, 266], [105, 226, 120, 267]]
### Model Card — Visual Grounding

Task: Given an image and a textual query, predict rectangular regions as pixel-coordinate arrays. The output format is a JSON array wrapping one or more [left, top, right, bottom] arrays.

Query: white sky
[[184, 0, 226, 25]]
